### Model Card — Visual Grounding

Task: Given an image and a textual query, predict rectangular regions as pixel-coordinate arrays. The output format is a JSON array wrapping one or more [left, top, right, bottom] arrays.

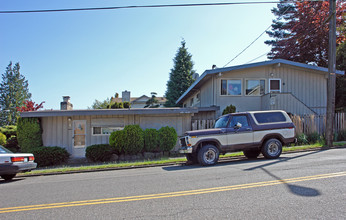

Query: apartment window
[[92, 127, 123, 135], [221, 79, 242, 96], [245, 79, 265, 96], [269, 79, 281, 93], [190, 97, 194, 106], [195, 93, 200, 103]]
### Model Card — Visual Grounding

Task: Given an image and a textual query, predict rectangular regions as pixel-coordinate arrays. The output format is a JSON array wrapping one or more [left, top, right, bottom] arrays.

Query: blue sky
[[0, 0, 277, 109]]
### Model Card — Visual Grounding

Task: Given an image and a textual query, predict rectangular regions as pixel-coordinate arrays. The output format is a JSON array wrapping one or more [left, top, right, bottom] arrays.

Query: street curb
[[18, 145, 346, 178]]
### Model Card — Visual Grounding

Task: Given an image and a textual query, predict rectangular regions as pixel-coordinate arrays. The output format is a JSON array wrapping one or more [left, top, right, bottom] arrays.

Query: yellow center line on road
[[1, 171, 346, 214]]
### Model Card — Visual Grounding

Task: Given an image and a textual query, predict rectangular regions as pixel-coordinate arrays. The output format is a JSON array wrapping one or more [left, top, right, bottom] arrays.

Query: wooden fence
[[191, 113, 346, 135]]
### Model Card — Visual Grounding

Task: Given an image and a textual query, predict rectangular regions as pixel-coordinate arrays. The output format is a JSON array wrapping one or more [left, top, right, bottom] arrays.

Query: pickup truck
[[179, 110, 296, 166]]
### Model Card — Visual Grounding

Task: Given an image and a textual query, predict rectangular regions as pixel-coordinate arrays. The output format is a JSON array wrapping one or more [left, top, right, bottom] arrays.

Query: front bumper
[[179, 146, 193, 154]]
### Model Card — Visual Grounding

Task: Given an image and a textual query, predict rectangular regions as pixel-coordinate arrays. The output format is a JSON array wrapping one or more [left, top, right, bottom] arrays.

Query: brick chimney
[[60, 96, 73, 110]]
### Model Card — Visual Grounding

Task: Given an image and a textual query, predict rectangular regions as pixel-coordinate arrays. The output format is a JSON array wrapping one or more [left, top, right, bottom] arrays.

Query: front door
[[73, 120, 86, 157]]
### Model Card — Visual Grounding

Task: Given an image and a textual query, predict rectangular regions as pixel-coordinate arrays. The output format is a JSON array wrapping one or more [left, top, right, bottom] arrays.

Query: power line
[[0, 2, 281, 14]]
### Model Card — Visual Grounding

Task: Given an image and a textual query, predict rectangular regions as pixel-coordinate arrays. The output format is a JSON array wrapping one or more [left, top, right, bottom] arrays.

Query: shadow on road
[[0, 178, 25, 184], [260, 167, 321, 197]]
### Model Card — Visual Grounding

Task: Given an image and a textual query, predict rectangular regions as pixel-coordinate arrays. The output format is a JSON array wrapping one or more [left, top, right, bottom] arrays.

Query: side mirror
[[235, 122, 242, 129]]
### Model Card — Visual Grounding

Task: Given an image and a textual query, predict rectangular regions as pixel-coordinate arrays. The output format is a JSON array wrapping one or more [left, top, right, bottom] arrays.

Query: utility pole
[[326, 0, 336, 148]]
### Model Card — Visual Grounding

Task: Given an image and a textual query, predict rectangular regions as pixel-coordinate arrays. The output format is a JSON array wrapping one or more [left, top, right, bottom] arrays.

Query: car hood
[[185, 128, 224, 137]]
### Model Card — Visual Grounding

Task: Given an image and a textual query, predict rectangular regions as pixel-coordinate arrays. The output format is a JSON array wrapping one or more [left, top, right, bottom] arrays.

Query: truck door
[[226, 115, 254, 151]]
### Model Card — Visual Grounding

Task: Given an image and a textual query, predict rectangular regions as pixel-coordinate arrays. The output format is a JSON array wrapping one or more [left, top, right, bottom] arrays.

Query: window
[[214, 116, 230, 128], [92, 127, 123, 135], [228, 116, 249, 128], [221, 79, 242, 96], [190, 98, 194, 106], [254, 112, 286, 124], [195, 93, 200, 103], [269, 79, 281, 93], [246, 79, 265, 96]]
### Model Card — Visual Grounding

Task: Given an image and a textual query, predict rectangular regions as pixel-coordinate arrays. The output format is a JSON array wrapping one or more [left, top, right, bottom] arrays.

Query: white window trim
[[220, 78, 243, 96], [269, 78, 282, 93], [244, 78, 266, 96]]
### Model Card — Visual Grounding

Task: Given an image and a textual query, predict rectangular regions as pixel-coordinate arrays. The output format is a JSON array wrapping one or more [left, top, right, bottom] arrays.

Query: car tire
[[185, 153, 198, 164], [262, 138, 282, 159], [243, 148, 261, 159], [198, 144, 219, 166], [1, 174, 16, 181]]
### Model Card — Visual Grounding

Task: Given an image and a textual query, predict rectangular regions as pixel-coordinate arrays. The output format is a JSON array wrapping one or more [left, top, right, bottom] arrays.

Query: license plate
[[24, 158, 28, 162]]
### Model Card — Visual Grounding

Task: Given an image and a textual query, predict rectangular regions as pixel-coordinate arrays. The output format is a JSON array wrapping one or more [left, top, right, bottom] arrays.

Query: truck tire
[[1, 174, 16, 181], [198, 144, 219, 166], [243, 148, 261, 159], [262, 138, 282, 159], [185, 153, 198, 164]]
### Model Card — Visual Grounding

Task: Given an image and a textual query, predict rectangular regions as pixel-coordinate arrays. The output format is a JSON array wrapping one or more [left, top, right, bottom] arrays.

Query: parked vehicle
[[179, 110, 296, 166], [0, 145, 37, 180]]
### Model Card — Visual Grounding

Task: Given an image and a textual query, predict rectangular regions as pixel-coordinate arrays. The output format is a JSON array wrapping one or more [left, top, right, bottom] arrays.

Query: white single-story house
[[111, 91, 167, 108], [176, 59, 344, 116]]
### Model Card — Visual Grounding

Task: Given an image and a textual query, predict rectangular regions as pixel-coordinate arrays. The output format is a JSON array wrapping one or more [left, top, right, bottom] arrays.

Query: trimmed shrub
[[307, 132, 321, 144], [123, 102, 131, 108], [17, 117, 43, 152], [109, 130, 125, 154], [0, 132, 6, 146], [222, 104, 236, 115], [158, 126, 178, 152], [296, 133, 308, 145], [5, 136, 19, 153], [0, 125, 17, 139], [85, 144, 114, 162], [30, 146, 70, 167], [144, 128, 159, 152], [123, 125, 144, 155]]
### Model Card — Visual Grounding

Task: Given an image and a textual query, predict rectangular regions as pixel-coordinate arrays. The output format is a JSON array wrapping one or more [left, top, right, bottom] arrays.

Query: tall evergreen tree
[[165, 40, 196, 107], [0, 62, 31, 126]]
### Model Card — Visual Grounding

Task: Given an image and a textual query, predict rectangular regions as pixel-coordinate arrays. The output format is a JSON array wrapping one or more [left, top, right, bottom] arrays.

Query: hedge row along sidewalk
[[18, 142, 346, 177]]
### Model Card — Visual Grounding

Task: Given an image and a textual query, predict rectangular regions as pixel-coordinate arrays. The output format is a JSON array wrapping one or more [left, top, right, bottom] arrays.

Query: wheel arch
[[260, 134, 284, 149], [193, 139, 221, 154]]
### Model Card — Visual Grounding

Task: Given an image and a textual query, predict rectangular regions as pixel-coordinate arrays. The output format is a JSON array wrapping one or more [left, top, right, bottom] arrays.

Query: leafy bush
[[30, 146, 69, 167], [0, 125, 17, 139], [5, 136, 19, 153], [296, 133, 308, 145], [0, 132, 6, 145], [17, 117, 42, 152], [158, 126, 178, 152], [86, 144, 114, 162], [123, 125, 144, 154], [222, 104, 236, 115], [144, 128, 159, 152], [307, 132, 321, 144], [123, 102, 131, 108], [109, 130, 125, 154]]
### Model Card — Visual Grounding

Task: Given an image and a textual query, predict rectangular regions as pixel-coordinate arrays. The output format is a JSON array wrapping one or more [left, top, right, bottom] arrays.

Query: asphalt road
[[1, 148, 346, 220]]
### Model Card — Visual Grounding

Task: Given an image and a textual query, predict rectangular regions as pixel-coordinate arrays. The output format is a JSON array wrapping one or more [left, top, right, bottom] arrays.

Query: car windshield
[[214, 116, 230, 128], [0, 145, 13, 154]]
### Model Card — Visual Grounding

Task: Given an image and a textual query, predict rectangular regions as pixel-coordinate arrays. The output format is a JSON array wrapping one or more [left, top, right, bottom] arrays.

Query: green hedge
[[17, 117, 42, 152], [4, 136, 19, 153], [0, 132, 6, 146], [123, 125, 144, 154], [158, 126, 178, 152], [109, 130, 125, 154], [144, 128, 159, 152], [30, 146, 70, 167], [86, 144, 114, 162]]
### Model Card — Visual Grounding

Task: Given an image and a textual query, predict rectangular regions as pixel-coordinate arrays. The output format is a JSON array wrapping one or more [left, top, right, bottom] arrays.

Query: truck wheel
[[262, 138, 282, 159], [1, 174, 16, 181], [198, 145, 219, 166], [243, 149, 261, 159], [185, 153, 198, 164]]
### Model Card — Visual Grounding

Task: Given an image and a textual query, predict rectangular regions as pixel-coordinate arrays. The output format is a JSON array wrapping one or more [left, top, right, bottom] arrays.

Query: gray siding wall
[[185, 64, 327, 116], [41, 113, 192, 157]]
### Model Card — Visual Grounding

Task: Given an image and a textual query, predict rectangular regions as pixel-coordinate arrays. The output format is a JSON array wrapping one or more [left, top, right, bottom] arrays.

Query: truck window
[[254, 112, 286, 123], [229, 116, 249, 128], [214, 116, 230, 128]]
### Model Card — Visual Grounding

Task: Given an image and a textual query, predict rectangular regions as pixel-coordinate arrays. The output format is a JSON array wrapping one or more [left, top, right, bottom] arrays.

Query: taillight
[[11, 157, 25, 162], [29, 156, 35, 161]]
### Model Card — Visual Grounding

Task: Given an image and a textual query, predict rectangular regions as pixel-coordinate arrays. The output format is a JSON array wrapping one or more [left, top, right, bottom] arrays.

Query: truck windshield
[[214, 116, 230, 128]]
